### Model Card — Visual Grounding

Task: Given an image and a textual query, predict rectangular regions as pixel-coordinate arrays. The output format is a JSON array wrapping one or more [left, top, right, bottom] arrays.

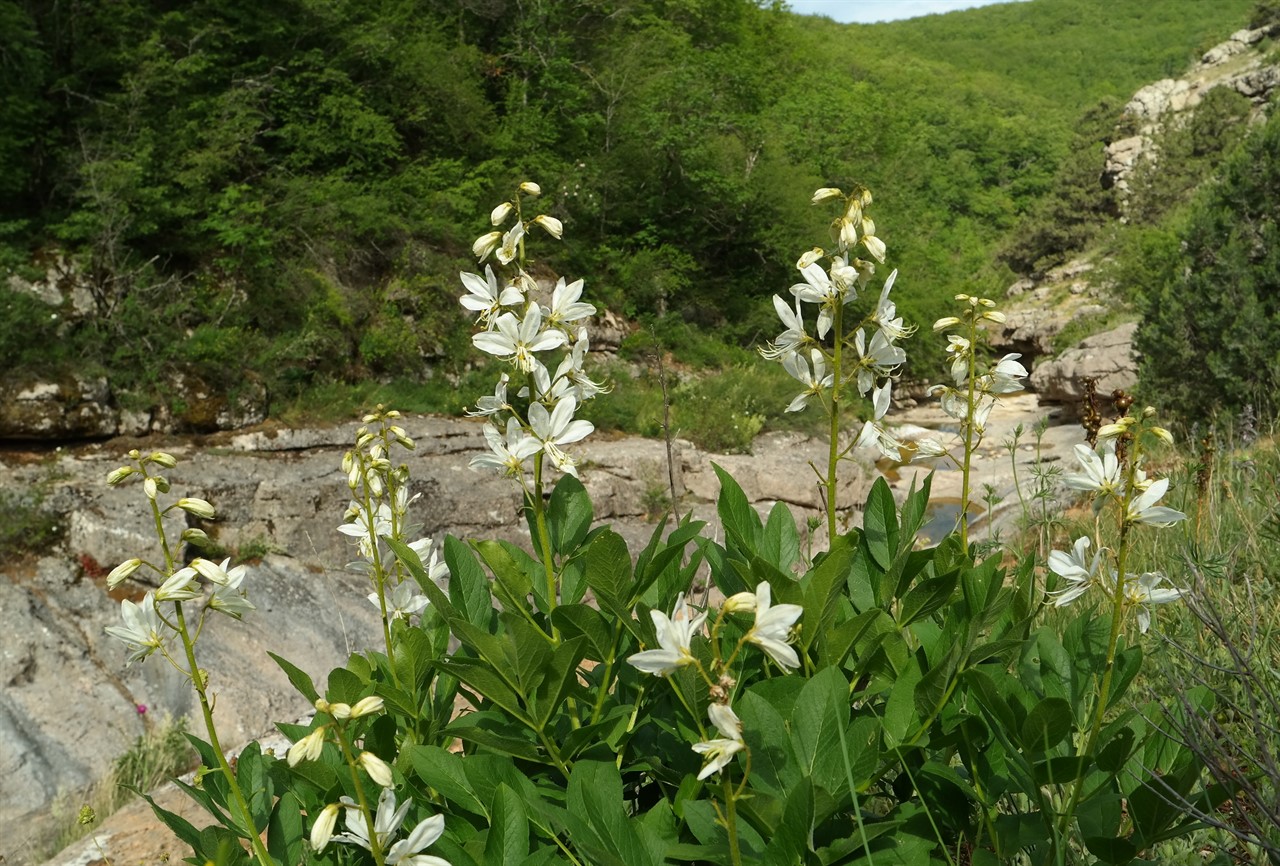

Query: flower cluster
[[103, 451, 254, 665], [930, 294, 1028, 443], [1048, 410, 1186, 632], [462, 182, 603, 482], [627, 583, 803, 780], [760, 185, 913, 460], [339, 408, 444, 628]]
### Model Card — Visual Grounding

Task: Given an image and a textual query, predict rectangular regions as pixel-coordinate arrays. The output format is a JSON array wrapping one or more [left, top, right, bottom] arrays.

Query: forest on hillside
[[1, 0, 1275, 425]]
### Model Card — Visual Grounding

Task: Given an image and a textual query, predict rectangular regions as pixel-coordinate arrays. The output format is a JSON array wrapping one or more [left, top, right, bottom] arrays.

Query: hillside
[[0, 0, 1261, 428]]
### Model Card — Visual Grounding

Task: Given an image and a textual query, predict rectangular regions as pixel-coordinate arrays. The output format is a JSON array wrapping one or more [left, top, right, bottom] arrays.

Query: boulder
[[1030, 322, 1138, 418], [0, 376, 119, 440]]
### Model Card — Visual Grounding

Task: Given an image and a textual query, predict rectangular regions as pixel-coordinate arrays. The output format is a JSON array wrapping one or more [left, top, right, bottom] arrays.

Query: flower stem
[[960, 321, 979, 553], [531, 453, 559, 623], [825, 303, 845, 544], [722, 775, 743, 866], [333, 723, 387, 866]]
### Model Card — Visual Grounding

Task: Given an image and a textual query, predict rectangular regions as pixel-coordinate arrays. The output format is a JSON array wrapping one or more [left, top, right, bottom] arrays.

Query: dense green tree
[[1137, 111, 1280, 423]]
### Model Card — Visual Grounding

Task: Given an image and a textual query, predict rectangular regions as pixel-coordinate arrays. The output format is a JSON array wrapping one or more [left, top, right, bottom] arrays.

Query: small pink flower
[[136, 704, 148, 715]]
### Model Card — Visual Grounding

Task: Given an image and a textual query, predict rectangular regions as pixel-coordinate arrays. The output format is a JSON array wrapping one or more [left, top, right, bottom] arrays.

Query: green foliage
[[0, 0, 1258, 414], [0, 470, 66, 559], [1137, 109, 1280, 423]]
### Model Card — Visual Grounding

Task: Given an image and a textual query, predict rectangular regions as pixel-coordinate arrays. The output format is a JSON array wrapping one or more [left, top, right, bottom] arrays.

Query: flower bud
[[1143, 405, 1157, 418], [144, 477, 158, 500], [532, 214, 563, 239], [1151, 426, 1174, 445], [310, 803, 340, 852], [149, 451, 177, 468], [287, 727, 326, 767], [1097, 423, 1127, 440], [181, 527, 214, 548], [341, 451, 354, 474], [359, 751, 394, 787], [157, 568, 202, 601], [795, 247, 824, 269], [933, 316, 961, 331], [176, 498, 216, 520], [127, 449, 142, 460], [106, 558, 144, 589], [490, 201, 514, 226], [472, 231, 502, 260], [838, 218, 859, 250], [862, 233, 886, 263], [190, 558, 231, 585], [385, 409, 401, 419], [811, 187, 842, 204], [350, 696, 385, 718], [722, 591, 757, 614], [981, 310, 1007, 324], [328, 702, 353, 720], [106, 466, 134, 485], [519, 181, 542, 196]]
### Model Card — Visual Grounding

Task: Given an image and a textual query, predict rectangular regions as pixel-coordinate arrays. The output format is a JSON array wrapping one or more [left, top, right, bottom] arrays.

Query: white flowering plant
[[106, 184, 1229, 866]]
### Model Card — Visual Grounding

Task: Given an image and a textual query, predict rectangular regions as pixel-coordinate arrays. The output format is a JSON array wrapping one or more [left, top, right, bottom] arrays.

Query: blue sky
[[787, 0, 1031, 24]]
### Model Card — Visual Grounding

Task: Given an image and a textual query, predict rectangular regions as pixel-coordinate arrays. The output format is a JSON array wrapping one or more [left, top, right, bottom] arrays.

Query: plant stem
[[722, 776, 743, 866], [960, 322, 979, 553], [174, 602, 274, 866], [333, 723, 387, 866], [531, 453, 559, 622], [826, 303, 845, 544]]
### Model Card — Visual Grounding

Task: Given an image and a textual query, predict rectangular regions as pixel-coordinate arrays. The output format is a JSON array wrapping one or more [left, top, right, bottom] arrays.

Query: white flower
[[1048, 536, 1103, 607], [542, 277, 595, 333], [370, 579, 428, 621], [528, 396, 594, 477], [855, 419, 905, 461], [467, 373, 511, 417], [350, 696, 385, 718], [759, 295, 808, 360], [408, 537, 450, 582], [460, 266, 523, 325], [472, 305, 567, 372], [154, 566, 201, 602], [332, 788, 450, 866], [692, 703, 745, 780], [983, 354, 1027, 394], [519, 181, 542, 196], [946, 335, 972, 385], [1122, 572, 1183, 633], [553, 329, 608, 402], [854, 328, 906, 395], [105, 593, 166, 664], [811, 187, 842, 204], [745, 582, 803, 670], [790, 263, 838, 338], [496, 220, 524, 266], [871, 270, 913, 342], [782, 349, 833, 412], [862, 232, 886, 263], [338, 503, 394, 560], [1064, 441, 1124, 498], [1125, 478, 1187, 527], [190, 557, 246, 588], [627, 593, 706, 676], [470, 417, 541, 477]]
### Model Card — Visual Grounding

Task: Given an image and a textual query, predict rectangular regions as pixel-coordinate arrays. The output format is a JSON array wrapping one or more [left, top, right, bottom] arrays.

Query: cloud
[[787, 0, 1030, 25]]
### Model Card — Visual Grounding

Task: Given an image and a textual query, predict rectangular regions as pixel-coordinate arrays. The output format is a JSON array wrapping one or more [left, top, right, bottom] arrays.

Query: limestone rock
[[0, 376, 119, 440], [1030, 322, 1139, 418]]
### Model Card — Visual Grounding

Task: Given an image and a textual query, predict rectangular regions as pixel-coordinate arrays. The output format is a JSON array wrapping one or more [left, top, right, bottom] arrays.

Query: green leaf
[[436, 658, 530, 723], [738, 690, 800, 796], [1084, 834, 1139, 864], [883, 660, 924, 748], [129, 786, 206, 851], [862, 477, 899, 572], [585, 530, 635, 623], [791, 666, 849, 794], [897, 573, 957, 627], [714, 463, 761, 553], [761, 501, 800, 572], [551, 604, 615, 662], [800, 536, 853, 658], [1021, 697, 1074, 752], [547, 473, 594, 556], [897, 472, 934, 549], [568, 761, 664, 866], [473, 540, 534, 612], [445, 535, 495, 629], [446, 720, 543, 762], [534, 636, 587, 727], [406, 745, 489, 818], [1107, 645, 1144, 710], [268, 652, 319, 703], [386, 535, 459, 620], [484, 784, 529, 866], [267, 791, 305, 866], [767, 776, 816, 862]]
